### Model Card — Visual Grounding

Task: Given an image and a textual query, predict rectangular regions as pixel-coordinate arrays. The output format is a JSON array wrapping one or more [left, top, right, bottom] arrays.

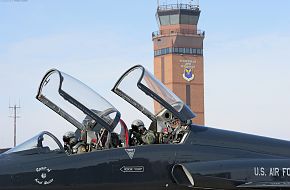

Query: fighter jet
[[0, 65, 290, 190]]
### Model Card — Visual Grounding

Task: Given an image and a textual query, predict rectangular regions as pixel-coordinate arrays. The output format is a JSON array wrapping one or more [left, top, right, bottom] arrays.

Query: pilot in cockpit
[[129, 119, 156, 146], [159, 115, 187, 144], [63, 131, 86, 155]]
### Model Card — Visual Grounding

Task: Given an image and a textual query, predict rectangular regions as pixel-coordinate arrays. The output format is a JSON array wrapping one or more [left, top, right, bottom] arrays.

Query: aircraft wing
[[172, 159, 290, 189], [237, 181, 290, 189]]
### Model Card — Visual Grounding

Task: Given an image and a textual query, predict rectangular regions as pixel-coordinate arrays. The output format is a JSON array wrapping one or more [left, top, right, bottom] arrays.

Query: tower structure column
[[152, 2, 205, 125]]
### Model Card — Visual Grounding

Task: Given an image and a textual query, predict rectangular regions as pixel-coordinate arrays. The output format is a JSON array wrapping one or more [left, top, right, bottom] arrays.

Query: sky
[[0, 0, 290, 148]]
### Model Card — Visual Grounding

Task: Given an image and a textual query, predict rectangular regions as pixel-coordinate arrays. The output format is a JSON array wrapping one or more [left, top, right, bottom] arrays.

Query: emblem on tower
[[182, 63, 195, 82]]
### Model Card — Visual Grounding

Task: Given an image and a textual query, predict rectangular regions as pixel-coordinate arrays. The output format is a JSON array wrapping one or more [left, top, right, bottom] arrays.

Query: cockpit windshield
[[4, 131, 63, 154], [112, 65, 195, 122], [36, 69, 120, 133]]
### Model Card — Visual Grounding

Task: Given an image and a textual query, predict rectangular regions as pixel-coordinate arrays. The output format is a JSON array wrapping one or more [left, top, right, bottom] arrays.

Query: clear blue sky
[[0, 0, 290, 148]]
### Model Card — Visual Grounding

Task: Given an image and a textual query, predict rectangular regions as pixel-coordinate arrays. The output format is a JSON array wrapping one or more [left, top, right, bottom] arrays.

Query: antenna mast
[[9, 102, 21, 147]]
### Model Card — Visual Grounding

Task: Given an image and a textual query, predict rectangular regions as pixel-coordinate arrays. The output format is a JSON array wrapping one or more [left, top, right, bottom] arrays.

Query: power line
[[9, 103, 21, 147]]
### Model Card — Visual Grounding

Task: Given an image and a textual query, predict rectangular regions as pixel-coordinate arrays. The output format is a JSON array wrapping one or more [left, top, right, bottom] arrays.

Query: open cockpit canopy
[[112, 65, 195, 123], [36, 69, 120, 133]]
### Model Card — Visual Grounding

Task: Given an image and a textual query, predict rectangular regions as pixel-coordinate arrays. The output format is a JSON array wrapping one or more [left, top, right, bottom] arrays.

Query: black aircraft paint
[[0, 65, 289, 190]]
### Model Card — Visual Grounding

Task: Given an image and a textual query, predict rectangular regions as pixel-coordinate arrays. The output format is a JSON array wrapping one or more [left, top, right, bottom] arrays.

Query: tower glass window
[[197, 49, 201, 54], [174, 47, 179, 53], [180, 14, 198, 25], [154, 47, 203, 56], [160, 15, 170, 25], [170, 14, 180, 25], [178, 48, 184, 54]]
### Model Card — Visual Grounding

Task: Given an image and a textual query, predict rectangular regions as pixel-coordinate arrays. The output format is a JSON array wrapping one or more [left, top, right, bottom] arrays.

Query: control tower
[[152, 0, 205, 125]]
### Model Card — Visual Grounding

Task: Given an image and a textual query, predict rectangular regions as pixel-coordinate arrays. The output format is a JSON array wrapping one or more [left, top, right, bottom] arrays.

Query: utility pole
[[9, 103, 20, 147]]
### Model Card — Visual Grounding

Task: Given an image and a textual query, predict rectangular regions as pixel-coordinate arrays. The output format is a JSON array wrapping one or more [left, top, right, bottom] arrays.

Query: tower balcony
[[158, 3, 199, 11], [152, 29, 205, 39]]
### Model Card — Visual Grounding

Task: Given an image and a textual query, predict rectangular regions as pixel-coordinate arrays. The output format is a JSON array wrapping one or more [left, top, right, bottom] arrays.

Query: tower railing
[[158, 4, 199, 11], [152, 29, 205, 38]]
